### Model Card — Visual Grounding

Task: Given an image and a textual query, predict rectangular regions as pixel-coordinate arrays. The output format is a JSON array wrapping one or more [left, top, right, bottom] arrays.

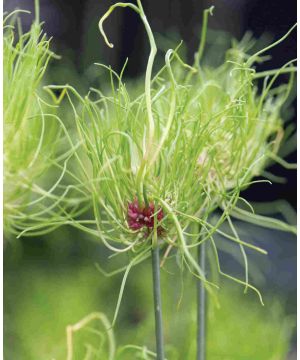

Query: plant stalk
[[197, 241, 206, 360], [151, 245, 165, 360]]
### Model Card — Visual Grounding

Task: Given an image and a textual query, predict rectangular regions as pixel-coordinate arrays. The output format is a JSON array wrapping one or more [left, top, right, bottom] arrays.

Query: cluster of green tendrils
[[6, 0, 296, 344], [3, 3, 67, 239]]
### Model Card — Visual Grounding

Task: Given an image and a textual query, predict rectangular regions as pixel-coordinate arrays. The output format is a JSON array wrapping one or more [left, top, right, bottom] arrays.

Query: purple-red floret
[[127, 199, 164, 231]]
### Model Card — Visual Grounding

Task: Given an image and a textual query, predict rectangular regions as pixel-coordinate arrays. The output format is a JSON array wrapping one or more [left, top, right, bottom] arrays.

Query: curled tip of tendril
[[98, 23, 114, 48], [208, 5, 215, 15], [98, 3, 141, 49], [98, 14, 114, 49]]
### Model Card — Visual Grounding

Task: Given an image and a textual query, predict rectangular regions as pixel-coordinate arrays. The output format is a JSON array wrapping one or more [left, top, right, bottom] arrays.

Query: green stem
[[193, 6, 214, 69], [151, 245, 165, 360], [197, 241, 206, 360], [34, 0, 40, 23], [246, 23, 296, 66], [98, 1, 157, 202], [186, 6, 214, 84]]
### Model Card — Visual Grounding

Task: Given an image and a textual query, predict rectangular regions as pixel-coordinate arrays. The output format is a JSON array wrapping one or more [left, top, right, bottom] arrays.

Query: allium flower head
[[128, 199, 164, 233], [28, 2, 296, 306]]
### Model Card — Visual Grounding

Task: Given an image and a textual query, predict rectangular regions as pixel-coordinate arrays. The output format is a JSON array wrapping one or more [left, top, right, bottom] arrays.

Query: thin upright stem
[[34, 0, 40, 23], [193, 6, 214, 69], [197, 241, 206, 360], [151, 246, 165, 360]]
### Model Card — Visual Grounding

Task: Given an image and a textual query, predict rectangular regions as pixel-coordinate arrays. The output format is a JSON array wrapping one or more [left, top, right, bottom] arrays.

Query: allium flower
[[127, 199, 164, 234], [23, 0, 296, 310], [3, 12, 61, 238]]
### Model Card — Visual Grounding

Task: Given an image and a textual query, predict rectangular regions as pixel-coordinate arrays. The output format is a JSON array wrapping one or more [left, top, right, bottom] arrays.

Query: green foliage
[[3, 3, 296, 359], [34, 1, 297, 306]]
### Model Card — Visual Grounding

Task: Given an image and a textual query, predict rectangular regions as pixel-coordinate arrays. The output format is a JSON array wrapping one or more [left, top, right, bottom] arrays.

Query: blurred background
[[4, 0, 297, 359]]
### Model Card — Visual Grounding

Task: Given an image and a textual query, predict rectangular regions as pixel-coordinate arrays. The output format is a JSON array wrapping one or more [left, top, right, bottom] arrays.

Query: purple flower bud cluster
[[127, 199, 164, 233]]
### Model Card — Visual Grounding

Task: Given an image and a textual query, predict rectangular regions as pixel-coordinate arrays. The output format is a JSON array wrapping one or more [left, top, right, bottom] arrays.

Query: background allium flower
[[3, 13, 63, 239]]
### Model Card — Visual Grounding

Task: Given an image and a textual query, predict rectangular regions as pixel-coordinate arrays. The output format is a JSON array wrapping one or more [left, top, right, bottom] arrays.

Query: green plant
[[8, 1, 296, 358], [3, 2, 65, 238], [40, 0, 295, 280], [43, 2, 295, 355]]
